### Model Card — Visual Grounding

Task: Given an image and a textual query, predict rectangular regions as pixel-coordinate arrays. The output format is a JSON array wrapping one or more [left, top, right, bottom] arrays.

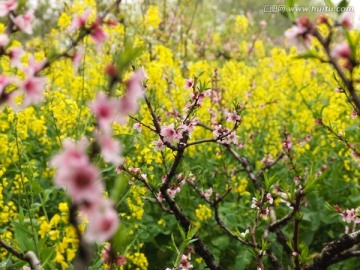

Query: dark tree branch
[[159, 139, 222, 270], [312, 29, 360, 114], [327, 249, 360, 266], [266, 247, 284, 270], [0, 240, 41, 270], [275, 229, 293, 256], [144, 94, 178, 151], [306, 230, 360, 270], [268, 210, 295, 232]]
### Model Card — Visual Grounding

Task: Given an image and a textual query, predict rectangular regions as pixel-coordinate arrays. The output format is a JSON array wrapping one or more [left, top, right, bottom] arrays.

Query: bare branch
[[312, 29, 360, 114], [0, 240, 42, 270], [306, 230, 360, 270]]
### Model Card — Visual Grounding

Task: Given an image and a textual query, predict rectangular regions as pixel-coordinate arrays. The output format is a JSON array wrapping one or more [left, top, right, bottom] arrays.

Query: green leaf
[[111, 223, 134, 254], [39, 246, 55, 267], [285, 0, 296, 20], [0, 258, 11, 269], [170, 233, 179, 254], [286, 0, 295, 9], [13, 222, 36, 252], [111, 174, 130, 204], [324, 202, 336, 212], [280, 10, 289, 19], [196, 71, 205, 78], [186, 225, 198, 240], [323, 0, 335, 8], [115, 43, 144, 77], [177, 223, 186, 240], [293, 52, 320, 60], [211, 235, 230, 248], [337, 0, 349, 14], [344, 30, 356, 60], [264, 174, 278, 190]]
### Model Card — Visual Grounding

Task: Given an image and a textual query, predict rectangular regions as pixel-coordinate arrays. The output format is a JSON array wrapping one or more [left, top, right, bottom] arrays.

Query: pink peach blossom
[[331, 42, 351, 59], [0, 75, 14, 92], [184, 79, 193, 89], [95, 132, 123, 166], [133, 122, 142, 132], [90, 20, 108, 49], [67, 9, 91, 32], [0, 34, 9, 47], [8, 47, 24, 68], [179, 254, 193, 270], [156, 191, 163, 202], [213, 124, 223, 138], [285, 25, 307, 42], [154, 139, 165, 151], [126, 69, 146, 99], [203, 187, 213, 200], [226, 111, 240, 124], [20, 75, 47, 106], [72, 46, 84, 72], [167, 187, 180, 199], [284, 17, 313, 46], [342, 209, 355, 223], [64, 164, 103, 202], [89, 92, 119, 131], [160, 123, 177, 143], [341, 12, 353, 29], [0, 0, 17, 17], [22, 55, 46, 76], [266, 193, 273, 204], [11, 10, 34, 34], [50, 138, 90, 170], [85, 201, 119, 243], [118, 69, 146, 117]]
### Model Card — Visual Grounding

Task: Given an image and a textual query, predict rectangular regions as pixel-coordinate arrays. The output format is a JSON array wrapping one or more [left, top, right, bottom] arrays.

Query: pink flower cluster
[[251, 193, 273, 219], [0, 50, 47, 109], [331, 42, 352, 69], [155, 118, 198, 150], [0, 1, 52, 110], [160, 123, 183, 144], [89, 69, 147, 165], [157, 173, 190, 202], [178, 254, 193, 270], [49, 67, 146, 242], [282, 134, 292, 151], [67, 9, 109, 49], [0, 0, 34, 34], [285, 16, 314, 46], [165, 254, 193, 270], [225, 110, 241, 124], [184, 88, 207, 112], [213, 124, 239, 145], [50, 138, 119, 243], [284, 14, 354, 69], [340, 208, 360, 224]]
